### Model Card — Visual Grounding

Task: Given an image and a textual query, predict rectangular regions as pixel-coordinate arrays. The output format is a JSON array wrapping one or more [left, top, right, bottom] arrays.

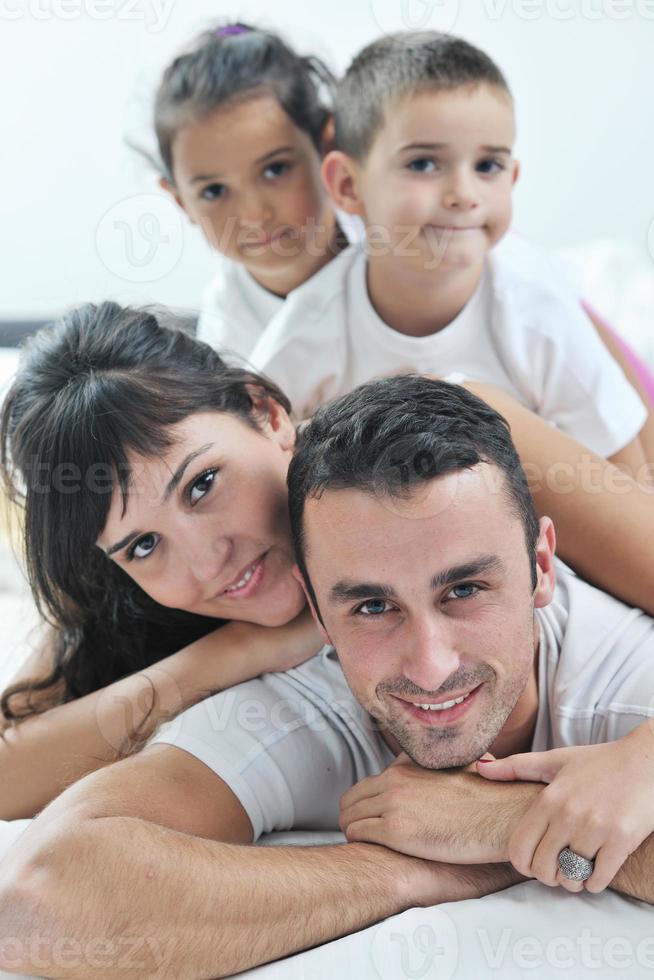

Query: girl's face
[[165, 93, 335, 296], [96, 403, 305, 627]]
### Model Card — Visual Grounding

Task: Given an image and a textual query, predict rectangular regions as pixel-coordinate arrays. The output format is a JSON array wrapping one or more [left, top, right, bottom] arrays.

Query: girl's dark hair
[[151, 22, 336, 182], [0, 301, 291, 729]]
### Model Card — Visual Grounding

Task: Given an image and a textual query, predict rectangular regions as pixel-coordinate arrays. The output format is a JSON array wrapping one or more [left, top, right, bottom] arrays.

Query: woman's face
[[96, 403, 304, 626]]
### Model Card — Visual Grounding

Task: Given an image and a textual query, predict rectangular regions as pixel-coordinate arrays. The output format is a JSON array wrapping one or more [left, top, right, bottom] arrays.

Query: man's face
[[352, 84, 518, 276], [301, 465, 553, 769]]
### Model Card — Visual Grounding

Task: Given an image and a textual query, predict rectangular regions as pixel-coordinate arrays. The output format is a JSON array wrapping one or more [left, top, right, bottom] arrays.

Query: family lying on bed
[[1, 25, 654, 980]]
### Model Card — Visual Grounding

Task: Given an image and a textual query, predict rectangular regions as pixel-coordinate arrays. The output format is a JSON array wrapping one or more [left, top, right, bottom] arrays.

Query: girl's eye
[[356, 599, 394, 616], [127, 533, 159, 562], [187, 468, 217, 506], [201, 183, 227, 202], [476, 158, 505, 175], [446, 583, 479, 601], [263, 160, 290, 180], [408, 158, 438, 174]]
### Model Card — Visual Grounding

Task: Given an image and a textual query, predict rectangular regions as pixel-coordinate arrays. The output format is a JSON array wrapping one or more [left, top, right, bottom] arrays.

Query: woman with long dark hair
[[2, 300, 653, 820]]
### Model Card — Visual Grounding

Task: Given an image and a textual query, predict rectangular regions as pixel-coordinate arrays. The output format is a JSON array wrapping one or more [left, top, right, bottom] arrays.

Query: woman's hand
[[476, 723, 654, 893]]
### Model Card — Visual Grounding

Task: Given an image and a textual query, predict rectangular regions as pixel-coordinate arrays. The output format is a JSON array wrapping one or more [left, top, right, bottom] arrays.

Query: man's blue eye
[[358, 599, 390, 616], [451, 584, 477, 599]]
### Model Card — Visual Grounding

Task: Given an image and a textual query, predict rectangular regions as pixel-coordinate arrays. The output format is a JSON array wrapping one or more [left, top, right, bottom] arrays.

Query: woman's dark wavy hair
[[0, 301, 291, 729], [146, 22, 336, 183]]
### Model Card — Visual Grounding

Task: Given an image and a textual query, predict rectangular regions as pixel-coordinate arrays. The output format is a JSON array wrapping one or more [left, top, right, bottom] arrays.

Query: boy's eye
[[263, 160, 290, 180], [355, 599, 394, 616], [408, 158, 438, 174], [127, 533, 159, 562], [187, 469, 217, 505], [201, 182, 227, 202], [446, 583, 479, 601], [476, 158, 505, 175]]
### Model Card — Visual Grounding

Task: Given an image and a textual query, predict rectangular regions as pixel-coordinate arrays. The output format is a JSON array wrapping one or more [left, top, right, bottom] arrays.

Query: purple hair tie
[[216, 24, 249, 37]]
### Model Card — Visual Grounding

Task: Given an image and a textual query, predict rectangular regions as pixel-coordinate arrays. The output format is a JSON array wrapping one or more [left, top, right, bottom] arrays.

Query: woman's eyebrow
[[102, 443, 215, 557], [162, 444, 214, 502]]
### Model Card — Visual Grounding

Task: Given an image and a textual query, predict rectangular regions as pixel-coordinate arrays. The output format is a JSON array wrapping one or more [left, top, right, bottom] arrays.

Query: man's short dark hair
[[334, 31, 511, 161], [287, 376, 539, 617]]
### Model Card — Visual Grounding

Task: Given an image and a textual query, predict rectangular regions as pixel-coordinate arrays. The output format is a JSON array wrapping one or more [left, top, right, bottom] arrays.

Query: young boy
[[240, 32, 647, 466]]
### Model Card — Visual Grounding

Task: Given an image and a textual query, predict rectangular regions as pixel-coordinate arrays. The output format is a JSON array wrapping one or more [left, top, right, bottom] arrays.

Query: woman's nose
[[183, 531, 233, 587]]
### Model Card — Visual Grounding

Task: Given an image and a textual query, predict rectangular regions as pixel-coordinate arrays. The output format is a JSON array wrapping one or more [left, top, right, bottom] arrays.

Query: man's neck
[[365, 251, 484, 339]]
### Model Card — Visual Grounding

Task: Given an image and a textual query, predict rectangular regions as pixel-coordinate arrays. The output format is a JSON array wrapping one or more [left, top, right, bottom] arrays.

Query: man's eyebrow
[[103, 444, 214, 557], [329, 582, 398, 604], [431, 555, 505, 589], [328, 555, 504, 604]]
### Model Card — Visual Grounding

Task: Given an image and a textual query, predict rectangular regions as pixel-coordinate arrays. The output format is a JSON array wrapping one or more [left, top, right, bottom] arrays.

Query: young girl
[[151, 21, 357, 361], [2, 302, 654, 826]]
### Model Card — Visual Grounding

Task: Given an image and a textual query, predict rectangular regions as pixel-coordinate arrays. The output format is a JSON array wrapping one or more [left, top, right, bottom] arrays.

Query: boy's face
[[347, 84, 518, 275]]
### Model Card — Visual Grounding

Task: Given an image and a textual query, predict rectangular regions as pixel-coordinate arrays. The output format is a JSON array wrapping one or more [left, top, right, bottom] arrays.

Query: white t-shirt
[[148, 561, 654, 841], [196, 212, 365, 363], [248, 234, 646, 457]]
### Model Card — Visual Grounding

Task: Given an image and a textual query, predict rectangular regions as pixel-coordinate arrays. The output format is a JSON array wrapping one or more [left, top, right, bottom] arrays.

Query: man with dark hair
[[2, 377, 654, 980]]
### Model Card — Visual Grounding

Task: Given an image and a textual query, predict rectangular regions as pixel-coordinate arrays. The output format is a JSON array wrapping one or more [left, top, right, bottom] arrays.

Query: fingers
[[340, 773, 385, 812], [343, 816, 386, 845], [476, 749, 568, 783], [339, 794, 383, 833], [507, 799, 550, 879]]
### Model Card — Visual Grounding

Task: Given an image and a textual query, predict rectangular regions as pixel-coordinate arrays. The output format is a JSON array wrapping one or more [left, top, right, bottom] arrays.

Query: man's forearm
[[611, 830, 654, 904], [0, 816, 522, 980]]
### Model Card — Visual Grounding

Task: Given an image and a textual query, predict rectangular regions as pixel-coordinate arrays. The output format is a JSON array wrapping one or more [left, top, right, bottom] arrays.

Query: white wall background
[[1, 0, 654, 319]]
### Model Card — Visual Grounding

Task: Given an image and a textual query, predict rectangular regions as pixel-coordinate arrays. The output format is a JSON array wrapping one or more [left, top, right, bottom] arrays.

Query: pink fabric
[[582, 300, 654, 408]]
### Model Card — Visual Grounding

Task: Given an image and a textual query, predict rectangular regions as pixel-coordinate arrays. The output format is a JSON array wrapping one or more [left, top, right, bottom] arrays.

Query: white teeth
[[224, 563, 256, 593], [416, 694, 467, 712]]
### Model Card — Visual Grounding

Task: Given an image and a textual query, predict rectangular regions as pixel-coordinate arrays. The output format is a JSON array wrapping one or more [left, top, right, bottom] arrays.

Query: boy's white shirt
[[196, 210, 365, 363], [242, 232, 646, 457]]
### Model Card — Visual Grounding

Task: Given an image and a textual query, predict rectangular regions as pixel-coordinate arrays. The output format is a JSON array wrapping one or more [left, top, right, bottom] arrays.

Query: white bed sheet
[[1, 821, 653, 980]]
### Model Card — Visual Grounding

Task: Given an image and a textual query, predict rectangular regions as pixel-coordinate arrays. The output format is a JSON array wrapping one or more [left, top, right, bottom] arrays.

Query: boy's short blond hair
[[334, 31, 511, 161]]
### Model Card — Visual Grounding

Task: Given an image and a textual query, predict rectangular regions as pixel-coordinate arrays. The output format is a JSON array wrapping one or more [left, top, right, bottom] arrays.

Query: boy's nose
[[442, 169, 479, 210]]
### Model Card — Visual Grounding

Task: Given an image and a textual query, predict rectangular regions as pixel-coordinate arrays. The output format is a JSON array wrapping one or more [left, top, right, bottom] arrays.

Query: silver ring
[[558, 847, 595, 881]]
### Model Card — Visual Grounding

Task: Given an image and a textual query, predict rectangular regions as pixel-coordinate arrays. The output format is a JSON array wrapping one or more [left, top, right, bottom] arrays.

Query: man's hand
[[340, 752, 541, 864], [476, 723, 654, 893]]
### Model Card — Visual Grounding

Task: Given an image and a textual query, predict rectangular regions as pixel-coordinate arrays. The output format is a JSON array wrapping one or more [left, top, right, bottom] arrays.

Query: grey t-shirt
[[148, 561, 654, 841]]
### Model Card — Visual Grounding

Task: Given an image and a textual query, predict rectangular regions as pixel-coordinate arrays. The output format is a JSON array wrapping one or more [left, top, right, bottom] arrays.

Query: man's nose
[[442, 166, 479, 210], [401, 615, 461, 694]]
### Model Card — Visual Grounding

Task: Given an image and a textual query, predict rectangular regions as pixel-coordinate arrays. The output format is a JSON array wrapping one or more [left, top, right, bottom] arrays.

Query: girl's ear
[[321, 151, 365, 216], [159, 176, 193, 220], [320, 116, 336, 155]]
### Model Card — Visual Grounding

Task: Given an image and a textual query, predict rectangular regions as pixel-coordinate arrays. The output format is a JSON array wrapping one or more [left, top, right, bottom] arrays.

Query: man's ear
[[511, 158, 520, 187], [321, 151, 365, 216], [532, 517, 556, 609], [159, 176, 195, 223], [292, 564, 332, 645]]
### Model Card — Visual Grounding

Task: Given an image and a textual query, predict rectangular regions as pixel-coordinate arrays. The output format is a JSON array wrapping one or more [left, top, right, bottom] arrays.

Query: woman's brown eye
[[128, 533, 158, 561], [189, 469, 217, 505]]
